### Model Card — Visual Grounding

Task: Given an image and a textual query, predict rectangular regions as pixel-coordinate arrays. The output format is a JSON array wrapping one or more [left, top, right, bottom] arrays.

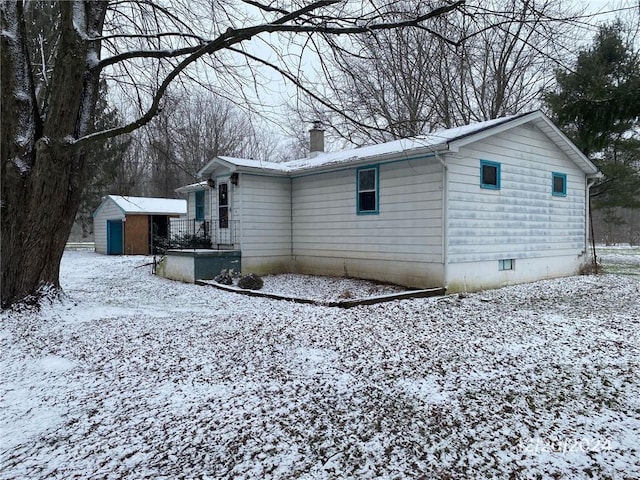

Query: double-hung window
[[552, 172, 567, 197], [480, 160, 501, 189], [357, 166, 379, 214]]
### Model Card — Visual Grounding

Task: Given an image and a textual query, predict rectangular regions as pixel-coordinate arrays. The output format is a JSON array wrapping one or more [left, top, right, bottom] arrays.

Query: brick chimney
[[309, 121, 324, 157]]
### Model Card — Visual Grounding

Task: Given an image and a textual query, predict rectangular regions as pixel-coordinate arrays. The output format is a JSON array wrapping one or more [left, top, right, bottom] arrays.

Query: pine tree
[[544, 23, 640, 210], [75, 81, 132, 239]]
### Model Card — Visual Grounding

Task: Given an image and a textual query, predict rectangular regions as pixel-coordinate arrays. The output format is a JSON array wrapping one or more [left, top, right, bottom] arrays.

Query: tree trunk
[[1, 1, 106, 307]]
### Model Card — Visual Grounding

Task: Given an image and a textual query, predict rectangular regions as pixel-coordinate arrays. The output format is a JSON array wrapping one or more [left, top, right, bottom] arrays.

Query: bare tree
[[302, 0, 583, 144], [2, 0, 467, 307], [137, 90, 281, 197]]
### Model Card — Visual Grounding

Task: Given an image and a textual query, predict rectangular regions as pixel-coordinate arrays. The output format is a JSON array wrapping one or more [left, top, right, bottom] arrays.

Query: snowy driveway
[[2, 250, 639, 479]]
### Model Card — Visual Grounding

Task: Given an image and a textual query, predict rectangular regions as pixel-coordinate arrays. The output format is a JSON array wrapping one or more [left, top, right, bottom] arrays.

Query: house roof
[[95, 195, 187, 217], [196, 111, 600, 179], [175, 181, 209, 194]]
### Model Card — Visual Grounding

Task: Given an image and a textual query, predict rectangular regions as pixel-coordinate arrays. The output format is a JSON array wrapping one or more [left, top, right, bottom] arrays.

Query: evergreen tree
[[75, 82, 132, 239], [544, 23, 640, 210]]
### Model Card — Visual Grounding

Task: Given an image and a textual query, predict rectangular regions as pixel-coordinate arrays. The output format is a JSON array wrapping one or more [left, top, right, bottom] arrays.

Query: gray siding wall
[[240, 174, 292, 271], [93, 199, 125, 254], [290, 157, 444, 286], [446, 124, 587, 263]]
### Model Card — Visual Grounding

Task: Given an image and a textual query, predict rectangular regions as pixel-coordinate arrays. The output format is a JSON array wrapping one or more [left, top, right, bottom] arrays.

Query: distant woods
[[73, 91, 295, 239]]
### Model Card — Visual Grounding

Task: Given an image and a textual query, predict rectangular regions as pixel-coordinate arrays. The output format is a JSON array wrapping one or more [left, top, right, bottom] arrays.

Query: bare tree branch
[[78, 0, 464, 147]]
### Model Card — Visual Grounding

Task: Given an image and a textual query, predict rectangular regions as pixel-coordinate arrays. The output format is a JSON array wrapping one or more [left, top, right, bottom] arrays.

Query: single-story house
[[93, 195, 187, 255], [166, 110, 601, 292]]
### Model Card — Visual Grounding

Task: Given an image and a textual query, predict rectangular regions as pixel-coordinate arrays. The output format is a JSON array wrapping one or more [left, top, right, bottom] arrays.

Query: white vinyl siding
[[447, 124, 586, 263], [240, 174, 292, 259], [93, 199, 125, 254], [292, 157, 444, 263]]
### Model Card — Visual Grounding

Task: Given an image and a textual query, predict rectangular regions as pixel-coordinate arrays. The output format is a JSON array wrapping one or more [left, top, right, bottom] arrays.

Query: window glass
[[499, 259, 514, 270], [218, 183, 229, 228], [357, 167, 378, 213], [359, 191, 376, 212], [359, 169, 375, 191], [480, 160, 501, 189], [552, 173, 567, 196]]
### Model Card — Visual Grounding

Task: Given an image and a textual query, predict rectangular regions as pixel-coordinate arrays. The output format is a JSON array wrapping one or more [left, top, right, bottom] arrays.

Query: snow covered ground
[[2, 249, 639, 479]]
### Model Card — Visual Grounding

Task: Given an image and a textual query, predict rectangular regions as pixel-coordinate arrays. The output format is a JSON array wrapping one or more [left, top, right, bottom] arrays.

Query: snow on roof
[[207, 115, 520, 175], [175, 181, 208, 193], [107, 195, 186, 215], [287, 115, 523, 171], [196, 111, 598, 178], [218, 156, 285, 170]]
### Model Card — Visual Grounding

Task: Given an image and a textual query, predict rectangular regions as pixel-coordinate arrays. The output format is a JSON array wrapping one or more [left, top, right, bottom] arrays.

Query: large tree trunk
[[1, 1, 106, 307]]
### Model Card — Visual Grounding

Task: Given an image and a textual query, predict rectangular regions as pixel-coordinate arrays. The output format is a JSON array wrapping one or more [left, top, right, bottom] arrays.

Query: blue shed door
[[107, 220, 123, 255]]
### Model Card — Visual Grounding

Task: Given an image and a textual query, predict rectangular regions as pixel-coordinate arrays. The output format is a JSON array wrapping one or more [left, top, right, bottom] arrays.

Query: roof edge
[[448, 110, 600, 176]]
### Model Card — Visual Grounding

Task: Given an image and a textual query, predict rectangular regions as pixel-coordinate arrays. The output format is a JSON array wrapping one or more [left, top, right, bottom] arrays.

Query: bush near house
[[170, 233, 212, 250], [214, 270, 234, 285], [237, 273, 264, 290]]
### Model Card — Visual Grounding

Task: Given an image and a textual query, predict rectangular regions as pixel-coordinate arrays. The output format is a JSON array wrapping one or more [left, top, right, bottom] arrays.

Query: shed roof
[[197, 111, 600, 179], [97, 195, 187, 216]]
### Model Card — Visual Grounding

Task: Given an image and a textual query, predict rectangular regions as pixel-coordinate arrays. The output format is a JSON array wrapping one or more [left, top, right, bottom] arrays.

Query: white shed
[[170, 111, 601, 292], [93, 195, 187, 255]]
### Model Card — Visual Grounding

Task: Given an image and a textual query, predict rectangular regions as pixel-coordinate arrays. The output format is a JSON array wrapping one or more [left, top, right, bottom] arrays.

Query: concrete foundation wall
[[242, 255, 292, 276], [446, 253, 588, 293], [292, 255, 444, 289], [157, 250, 241, 283]]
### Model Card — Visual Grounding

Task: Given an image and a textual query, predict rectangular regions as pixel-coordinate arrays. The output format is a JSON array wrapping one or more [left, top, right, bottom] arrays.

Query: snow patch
[[72, 1, 87, 39], [38, 355, 75, 372], [1, 28, 16, 40], [12, 156, 30, 174], [1, 250, 639, 478], [86, 49, 99, 68], [398, 376, 450, 403]]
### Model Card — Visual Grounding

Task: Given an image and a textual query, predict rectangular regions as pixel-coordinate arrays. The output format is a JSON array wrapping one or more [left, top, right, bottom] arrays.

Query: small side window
[[499, 259, 514, 271], [480, 160, 501, 190], [552, 172, 567, 197]]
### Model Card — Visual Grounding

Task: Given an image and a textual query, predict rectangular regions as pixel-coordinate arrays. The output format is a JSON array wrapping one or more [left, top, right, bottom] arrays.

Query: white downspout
[[436, 153, 448, 291]]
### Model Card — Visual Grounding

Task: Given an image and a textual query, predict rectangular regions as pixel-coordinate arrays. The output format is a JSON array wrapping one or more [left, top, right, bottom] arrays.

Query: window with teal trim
[[480, 160, 501, 189], [552, 172, 567, 196], [195, 190, 205, 221], [357, 166, 378, 214]]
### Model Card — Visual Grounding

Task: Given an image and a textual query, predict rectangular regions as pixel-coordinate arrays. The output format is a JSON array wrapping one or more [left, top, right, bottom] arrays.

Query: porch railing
[[164, 219, 239, 250]]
